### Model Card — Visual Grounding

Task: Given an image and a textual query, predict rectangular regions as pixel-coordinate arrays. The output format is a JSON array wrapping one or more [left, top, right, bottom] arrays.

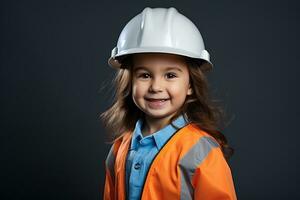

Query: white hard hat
[[108, 7, 213, 71]]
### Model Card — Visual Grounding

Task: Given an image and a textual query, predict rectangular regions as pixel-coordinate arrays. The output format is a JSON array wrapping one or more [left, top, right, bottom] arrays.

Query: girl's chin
[[143, 111, 176, 121]]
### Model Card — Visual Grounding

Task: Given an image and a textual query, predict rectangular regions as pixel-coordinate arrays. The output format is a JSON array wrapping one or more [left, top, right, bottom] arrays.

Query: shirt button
[[134, 163, 141, 170]]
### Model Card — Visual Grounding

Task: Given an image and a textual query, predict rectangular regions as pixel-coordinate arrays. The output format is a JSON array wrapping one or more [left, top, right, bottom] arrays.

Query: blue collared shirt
[[125, 115, 189, 200]]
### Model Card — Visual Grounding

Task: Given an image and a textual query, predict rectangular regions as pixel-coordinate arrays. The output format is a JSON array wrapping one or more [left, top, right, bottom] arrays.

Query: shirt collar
[[130, 114, 189, 150]]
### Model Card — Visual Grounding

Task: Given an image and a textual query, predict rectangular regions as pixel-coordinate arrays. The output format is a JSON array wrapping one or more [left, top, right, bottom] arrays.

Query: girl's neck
[[141, 115, 174, 137]]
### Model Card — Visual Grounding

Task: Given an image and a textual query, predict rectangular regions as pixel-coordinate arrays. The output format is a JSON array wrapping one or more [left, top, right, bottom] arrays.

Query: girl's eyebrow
[[133, 66, 148, 72], [133, 66, 183, 72]]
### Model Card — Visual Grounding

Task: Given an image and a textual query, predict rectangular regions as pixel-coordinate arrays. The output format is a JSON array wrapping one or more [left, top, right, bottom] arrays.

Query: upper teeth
[[148, 99, 167, 101]]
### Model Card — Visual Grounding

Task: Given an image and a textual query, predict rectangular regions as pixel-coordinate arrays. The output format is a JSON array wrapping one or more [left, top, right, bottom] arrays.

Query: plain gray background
[[1, 0, 300, 199]]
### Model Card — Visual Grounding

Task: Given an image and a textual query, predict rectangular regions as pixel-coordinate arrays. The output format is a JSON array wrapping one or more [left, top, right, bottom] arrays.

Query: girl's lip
[[145, 98, 170, 101], [145, 98, 170, 109]]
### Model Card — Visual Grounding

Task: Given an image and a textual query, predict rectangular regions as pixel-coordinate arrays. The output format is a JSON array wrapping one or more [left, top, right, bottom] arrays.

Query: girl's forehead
[[132, 53, 187, 69]]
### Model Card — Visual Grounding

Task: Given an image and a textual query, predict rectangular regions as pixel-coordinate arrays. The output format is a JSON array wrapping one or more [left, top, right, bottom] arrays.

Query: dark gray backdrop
[[1, 0, 299, 199]]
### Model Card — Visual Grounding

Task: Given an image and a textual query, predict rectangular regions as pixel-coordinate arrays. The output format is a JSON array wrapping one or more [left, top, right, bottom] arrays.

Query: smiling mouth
[[145, 98, 170, 102], [144, 98, 170, 109]]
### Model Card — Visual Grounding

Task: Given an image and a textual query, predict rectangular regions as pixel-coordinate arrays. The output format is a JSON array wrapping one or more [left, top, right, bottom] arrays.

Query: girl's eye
[[166, 73, 177, 79], [136, 72, 177, 79], [137, 73, 151, 79]]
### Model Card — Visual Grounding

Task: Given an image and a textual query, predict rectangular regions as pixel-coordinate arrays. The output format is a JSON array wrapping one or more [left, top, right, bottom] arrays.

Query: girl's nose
[[149, 78, 163, 92]]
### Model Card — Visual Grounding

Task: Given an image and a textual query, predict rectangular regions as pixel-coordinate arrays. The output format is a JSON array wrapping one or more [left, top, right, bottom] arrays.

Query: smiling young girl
[[101, 7, 237, 200]]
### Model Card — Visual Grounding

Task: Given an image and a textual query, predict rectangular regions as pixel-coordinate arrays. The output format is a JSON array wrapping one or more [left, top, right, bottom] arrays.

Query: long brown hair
[[100, 54, 234, 161]]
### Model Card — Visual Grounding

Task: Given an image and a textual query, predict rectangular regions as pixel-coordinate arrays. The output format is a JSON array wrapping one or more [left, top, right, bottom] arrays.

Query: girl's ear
[[187, 84, 193, 95]]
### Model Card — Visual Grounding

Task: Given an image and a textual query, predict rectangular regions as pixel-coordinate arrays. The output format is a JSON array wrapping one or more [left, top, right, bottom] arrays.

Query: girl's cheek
[[132, 85, 144, 98], [169, 83, 189, 95]]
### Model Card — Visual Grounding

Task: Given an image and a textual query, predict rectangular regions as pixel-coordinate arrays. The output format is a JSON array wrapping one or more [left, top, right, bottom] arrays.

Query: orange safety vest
[[104, 123, 237, 200]]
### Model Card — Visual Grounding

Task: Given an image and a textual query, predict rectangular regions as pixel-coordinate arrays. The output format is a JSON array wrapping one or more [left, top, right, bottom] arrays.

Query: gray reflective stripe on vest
[[178, 136, 219, 200], [105, 144, 116, 183]]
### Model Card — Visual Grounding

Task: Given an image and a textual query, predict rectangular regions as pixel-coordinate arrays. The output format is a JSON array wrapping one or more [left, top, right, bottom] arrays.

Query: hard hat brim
[[108, 47, 213, 71]]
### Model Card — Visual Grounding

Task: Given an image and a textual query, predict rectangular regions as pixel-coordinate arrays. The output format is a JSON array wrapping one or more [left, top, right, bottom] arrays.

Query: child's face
[[131, 53, 192, 122]]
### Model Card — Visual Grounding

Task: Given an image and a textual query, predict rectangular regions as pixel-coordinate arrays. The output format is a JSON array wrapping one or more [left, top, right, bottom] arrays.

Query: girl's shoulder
[[162, 123, 221, 157], [182, 123, 219, 146], [178, 124, 226, 167], [105, 131, 131, 168], [112, 131, 132, 144]]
